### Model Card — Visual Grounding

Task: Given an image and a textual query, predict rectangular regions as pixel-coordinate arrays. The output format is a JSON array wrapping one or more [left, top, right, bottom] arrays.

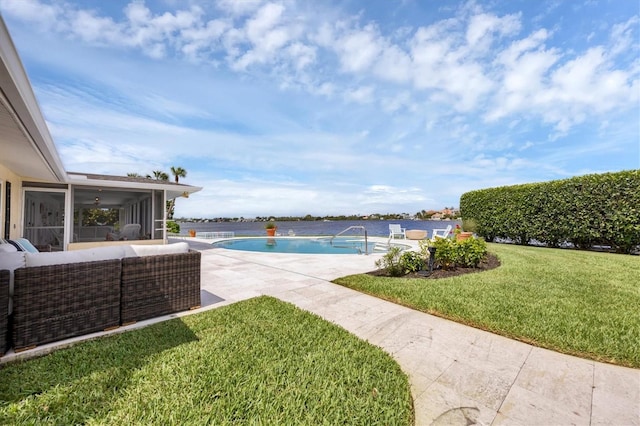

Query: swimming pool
[[211, 237, 402, 254]]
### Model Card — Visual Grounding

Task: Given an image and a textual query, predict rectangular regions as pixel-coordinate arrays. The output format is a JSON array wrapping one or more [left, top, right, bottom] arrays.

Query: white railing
[[330, 225, 369, 254], [196, 231, 235, 239]]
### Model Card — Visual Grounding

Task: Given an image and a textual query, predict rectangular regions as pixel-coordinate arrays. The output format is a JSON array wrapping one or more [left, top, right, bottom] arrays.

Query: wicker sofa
[[0, 242, 201, 354], [0, 270, 9, 356]]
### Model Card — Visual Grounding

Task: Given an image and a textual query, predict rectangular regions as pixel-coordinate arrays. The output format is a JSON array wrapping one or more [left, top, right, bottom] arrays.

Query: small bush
[[375, 247, 404, 276], [400, 251, 424, 273], [456, 237, 487, 267], [166, 220, 180, 234], [430, 237, 488, 270], [377, 239, 488, 276], [431, 238, 458, 270]]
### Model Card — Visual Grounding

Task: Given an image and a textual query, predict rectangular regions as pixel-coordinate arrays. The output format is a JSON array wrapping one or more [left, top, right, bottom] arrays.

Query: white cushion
[[123, 242, 190, 258], [0, 243, 18, 253], [0, 252, 27, 314], [11, 238, 39, 253], [0, 252, 26, 271], [25, 246, 126, 267]]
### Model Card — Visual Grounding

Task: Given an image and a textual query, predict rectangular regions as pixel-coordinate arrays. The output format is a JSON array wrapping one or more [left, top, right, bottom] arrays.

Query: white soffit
[[0, 17, 66, 182]]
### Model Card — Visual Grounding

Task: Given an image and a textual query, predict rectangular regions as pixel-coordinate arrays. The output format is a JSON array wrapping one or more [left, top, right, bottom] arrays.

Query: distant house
[[0, 18, 201, 250]]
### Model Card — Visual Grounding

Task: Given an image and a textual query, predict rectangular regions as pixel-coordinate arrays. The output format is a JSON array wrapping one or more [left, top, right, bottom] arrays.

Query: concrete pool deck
[[3, 237, 638, 425]]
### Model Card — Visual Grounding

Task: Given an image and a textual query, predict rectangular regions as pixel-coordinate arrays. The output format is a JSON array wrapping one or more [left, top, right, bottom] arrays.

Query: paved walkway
[[196, 241, 639, 426]]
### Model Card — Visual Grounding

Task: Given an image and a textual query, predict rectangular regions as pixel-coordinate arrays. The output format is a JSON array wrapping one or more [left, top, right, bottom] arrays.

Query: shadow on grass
[[0, 297, 414, 425], [0, 318, 198, 423]]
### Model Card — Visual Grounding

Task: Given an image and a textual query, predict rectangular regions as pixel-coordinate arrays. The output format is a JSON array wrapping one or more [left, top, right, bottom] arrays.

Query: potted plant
[[456, 219, 476, 241], [265, 221, 277, 236], [453, 224, 469, 241]]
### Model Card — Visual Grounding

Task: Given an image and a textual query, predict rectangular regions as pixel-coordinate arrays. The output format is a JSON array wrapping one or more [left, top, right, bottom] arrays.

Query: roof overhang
[[66, 172, 202, 200], [0, 17, 67, 182]]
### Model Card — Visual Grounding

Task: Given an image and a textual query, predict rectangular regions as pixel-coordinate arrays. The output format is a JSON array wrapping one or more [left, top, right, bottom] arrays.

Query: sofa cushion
[[0, 251, 26, 272], [123, 242, 190, 258], [0, 243, 18, 253], [0, 252, 26, 314], [8, 238, 39, 253], [25, 245, 126, 267]]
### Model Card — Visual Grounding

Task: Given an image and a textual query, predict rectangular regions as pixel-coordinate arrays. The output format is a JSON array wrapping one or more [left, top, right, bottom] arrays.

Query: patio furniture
[[120, 224, 142, 240], [389, 224, 406, 239], [3, 242, 201, 352], [406, 230, 428, 240], [0, 270, 8, 356], [12, 259, 122, 351], [431, 225, 453, 240], [120, 249, 201, 324]]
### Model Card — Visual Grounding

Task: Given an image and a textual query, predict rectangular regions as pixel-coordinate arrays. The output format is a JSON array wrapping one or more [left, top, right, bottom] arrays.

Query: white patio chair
[[388, 224, 406, 239], [118, 224, 141, 240], [431, 224, 452, 240]]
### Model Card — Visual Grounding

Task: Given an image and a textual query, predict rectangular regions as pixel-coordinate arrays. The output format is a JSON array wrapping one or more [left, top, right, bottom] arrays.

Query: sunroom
[[22, 173, 198, 251]]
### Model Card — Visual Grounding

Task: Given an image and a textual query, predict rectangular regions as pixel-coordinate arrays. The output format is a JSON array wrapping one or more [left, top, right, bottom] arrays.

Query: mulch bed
[[367, 253, 501, 279]]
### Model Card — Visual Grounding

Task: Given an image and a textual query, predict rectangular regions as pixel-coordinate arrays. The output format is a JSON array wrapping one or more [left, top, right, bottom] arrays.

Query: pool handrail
[[330, 226, 369, 255]]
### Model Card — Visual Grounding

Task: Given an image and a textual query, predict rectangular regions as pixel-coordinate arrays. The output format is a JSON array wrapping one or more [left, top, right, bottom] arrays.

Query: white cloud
[[335, 24, 383, 73], [344, 86, 375, 104], [215, 0, 265, 17], [608, 16, 640, 57], [466, 12, 521, 49], [0, 0, 63, 30]]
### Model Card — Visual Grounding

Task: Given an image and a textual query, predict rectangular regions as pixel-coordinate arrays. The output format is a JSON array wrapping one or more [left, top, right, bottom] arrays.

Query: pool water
[[212, 237, 391, 254]]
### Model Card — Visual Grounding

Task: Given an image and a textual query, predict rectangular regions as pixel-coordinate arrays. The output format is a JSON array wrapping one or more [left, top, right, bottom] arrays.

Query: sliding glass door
[[23, 189, 67, 250]]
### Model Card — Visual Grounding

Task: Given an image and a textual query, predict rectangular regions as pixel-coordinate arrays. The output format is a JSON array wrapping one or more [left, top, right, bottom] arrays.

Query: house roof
[[0, 17, 67, 182], [67, 172, 201, 200]]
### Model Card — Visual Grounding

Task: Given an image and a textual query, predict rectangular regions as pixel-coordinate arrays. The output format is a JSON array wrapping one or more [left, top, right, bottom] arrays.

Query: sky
[[1, 0, 639, 219]]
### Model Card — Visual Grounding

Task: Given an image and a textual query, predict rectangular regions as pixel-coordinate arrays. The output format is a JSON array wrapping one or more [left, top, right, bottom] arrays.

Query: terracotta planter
[[266, 228, 277, 236], [456, 232, 473, 241], [188, 230, 196, 237]]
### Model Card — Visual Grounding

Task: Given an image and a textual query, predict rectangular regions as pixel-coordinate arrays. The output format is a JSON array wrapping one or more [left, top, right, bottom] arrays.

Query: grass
[[0, 297, 413, 425], [334, 243, 640, 368]]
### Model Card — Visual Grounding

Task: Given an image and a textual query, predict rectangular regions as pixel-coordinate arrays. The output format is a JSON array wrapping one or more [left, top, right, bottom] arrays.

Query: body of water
[[178, 219, 460, 238]]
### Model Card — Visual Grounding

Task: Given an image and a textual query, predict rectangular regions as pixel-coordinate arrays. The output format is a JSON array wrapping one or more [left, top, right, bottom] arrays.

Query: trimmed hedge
[[460, 170, 640, 253]]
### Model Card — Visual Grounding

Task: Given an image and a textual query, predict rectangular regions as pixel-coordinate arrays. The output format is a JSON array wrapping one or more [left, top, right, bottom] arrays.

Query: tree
[[126, 169, 185, 219], [167, 166, 188, 219], [170, 166, 187, 183], [151, 170, 169, 181]]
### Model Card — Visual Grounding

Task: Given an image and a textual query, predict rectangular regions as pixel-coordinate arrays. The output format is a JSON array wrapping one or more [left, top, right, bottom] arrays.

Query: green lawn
[[334, 243, 640, 368], [0, 297, 413, 425]]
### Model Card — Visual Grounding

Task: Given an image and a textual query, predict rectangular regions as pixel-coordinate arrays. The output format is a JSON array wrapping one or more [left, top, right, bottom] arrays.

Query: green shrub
[[429, 237, 488, 270], [431, 238, 458, 270], [400, 251, 424, 273], [375, 246, 404, 276], [462, 218, 478, 233], [378, 239, 488, 275], [460, 170, 640, 253], [166, 220, 180, 234], [456, 237, 487, 267]]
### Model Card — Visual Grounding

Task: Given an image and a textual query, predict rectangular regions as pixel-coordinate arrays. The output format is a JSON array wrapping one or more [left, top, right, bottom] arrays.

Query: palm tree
[[170, 166, 187, 184], [167, 167, 187, 220], [152, 170, 169, 181]]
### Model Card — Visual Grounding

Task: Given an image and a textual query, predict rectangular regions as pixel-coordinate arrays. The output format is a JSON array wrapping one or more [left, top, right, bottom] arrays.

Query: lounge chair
[[389, 224, 406, 239], [431, 225, 452, 240], [121, 224, 141, 240]]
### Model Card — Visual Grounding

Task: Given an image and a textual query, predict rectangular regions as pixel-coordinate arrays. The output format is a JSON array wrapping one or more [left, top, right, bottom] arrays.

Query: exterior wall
[[0, 163, 23, 239]]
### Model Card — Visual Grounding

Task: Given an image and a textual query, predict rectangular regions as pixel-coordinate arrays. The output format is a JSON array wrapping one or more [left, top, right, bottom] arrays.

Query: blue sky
[[1, 0, 638, 218]]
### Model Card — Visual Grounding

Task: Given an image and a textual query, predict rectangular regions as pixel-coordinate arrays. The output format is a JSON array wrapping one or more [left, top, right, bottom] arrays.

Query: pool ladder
[[330, 226, 369, 255]]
